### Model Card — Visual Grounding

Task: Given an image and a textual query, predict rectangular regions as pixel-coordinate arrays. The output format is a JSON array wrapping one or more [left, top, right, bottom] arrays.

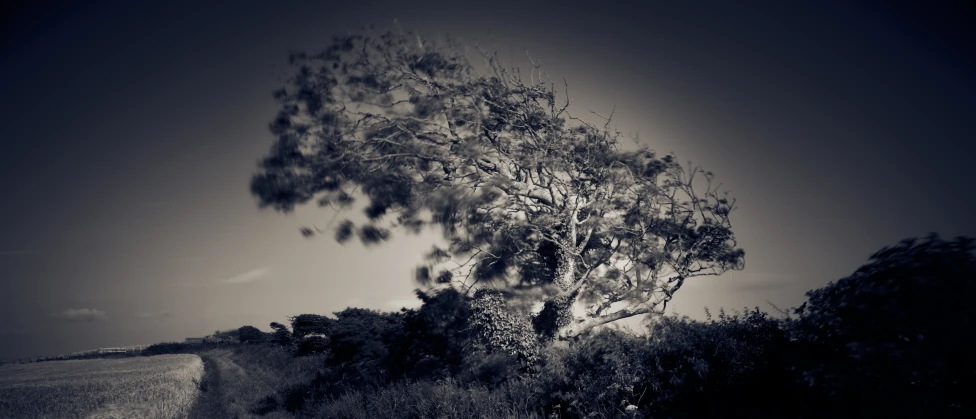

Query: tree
[[250, 29, 744, 339], [326, 308, 406, 386], [391, 289, 477, 379], [269, 321, 293, 346], [237, 325, 268, 343], [289, 313, 336, 340], [327, 308, 405, 364]]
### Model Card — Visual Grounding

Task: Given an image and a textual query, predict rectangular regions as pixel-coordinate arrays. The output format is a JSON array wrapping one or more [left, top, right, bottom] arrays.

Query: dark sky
[[1, 0, 974, 360]]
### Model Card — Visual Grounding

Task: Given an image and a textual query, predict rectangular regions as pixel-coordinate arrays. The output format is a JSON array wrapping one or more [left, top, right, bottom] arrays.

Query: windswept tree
[[251, 29, 744, 339], [289, 314, 336, 340], [269, 321, 293, 346]]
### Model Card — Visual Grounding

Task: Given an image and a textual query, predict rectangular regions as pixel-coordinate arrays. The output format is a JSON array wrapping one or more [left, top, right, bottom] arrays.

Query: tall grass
[[196, 345, 324, 418], [306, 379, 544, 419], [192, 343, 546, 418], [0, 354, 203, 419]]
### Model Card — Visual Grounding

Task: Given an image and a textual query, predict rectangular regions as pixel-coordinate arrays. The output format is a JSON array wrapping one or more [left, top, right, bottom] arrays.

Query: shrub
[[237, 325, 268, 344], [529, 329, 648, 418], [320, 308, 407, 389], [525, 310, 799, 419], [289, 314, 336, 340], [388, 288, 478, 380], [141, 342, 192, 356], [457, 350, 522, 388], [294, 335, 330, 356], [641, 309, 799, 418], [269, 321, 293, 346], [469, 289, 541, 369], [789, 234, 976, 417]]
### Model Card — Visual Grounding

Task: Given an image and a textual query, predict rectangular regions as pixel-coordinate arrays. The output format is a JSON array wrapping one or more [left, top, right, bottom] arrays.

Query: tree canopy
[[250, 29, 744, 338]]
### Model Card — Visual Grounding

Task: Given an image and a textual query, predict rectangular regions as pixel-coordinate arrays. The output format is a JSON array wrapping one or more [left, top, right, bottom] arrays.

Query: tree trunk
[[557, 306, 653, 340], [532, 248, 580, 340]]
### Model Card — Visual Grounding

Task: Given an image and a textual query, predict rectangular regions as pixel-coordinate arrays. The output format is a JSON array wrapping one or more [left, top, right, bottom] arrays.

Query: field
[[0, 354, 204, 419]]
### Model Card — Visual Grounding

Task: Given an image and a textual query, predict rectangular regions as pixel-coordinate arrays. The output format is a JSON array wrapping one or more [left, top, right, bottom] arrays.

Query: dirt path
[[186, 348, 297, 419], [187, 354, 230, 419]]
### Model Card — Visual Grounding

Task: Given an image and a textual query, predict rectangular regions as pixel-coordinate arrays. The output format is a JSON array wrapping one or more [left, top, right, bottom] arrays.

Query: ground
[[187, 354, 230, 419]]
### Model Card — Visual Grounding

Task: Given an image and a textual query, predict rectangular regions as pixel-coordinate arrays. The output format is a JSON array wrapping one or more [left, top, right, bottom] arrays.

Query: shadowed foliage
[[123, 235, 975, 417], [237, 325, 268, 344], [269, 322, 293, 346], [789, 233, 976, 417]]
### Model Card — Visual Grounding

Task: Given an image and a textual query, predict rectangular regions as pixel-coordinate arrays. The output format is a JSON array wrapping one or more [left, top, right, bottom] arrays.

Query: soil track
[[187, 354, 230, 419]]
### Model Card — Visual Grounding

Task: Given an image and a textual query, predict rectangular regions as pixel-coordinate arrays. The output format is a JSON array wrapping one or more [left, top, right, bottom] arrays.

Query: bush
[[641, 309, 799, 418], [469, 289, 541, 369], [269, 321, 293, 346], [294, 335, 330, 356], [789, 234, 976, 417], [142, 342, 192, 356], [388, 288, 478, 381], [457, 350, 522, 388], [524, 311, 800, 419], [289, 314, 336, 340], [529, 329, 649, 418], [237, 325, 268, 344]]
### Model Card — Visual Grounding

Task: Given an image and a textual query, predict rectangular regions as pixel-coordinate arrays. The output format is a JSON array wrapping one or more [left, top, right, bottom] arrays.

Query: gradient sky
[[1, 0, 974, 361]]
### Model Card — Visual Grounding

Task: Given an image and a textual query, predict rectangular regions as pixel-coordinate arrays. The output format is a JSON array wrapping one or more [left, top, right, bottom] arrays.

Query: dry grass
[[196, 346, 324, 418], [307, 379, 545, 419], [0, 354, 204, 419]]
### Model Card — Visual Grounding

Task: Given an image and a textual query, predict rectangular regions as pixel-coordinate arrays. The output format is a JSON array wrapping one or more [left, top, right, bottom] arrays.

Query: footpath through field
[[188, 348, 294, 419], [186, 352, 230, 419]]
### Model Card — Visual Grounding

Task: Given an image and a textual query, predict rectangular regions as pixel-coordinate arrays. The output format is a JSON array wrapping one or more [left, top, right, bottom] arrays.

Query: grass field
[[0, 354, 203, 419]]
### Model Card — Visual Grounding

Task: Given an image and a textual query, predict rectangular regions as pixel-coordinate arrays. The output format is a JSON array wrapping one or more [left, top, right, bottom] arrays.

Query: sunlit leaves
[[469, 289, 540, 366]]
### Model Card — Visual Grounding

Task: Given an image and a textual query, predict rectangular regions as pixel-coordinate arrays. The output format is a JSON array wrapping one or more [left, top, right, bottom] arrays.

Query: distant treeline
[[7, 345, 149, 364]]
